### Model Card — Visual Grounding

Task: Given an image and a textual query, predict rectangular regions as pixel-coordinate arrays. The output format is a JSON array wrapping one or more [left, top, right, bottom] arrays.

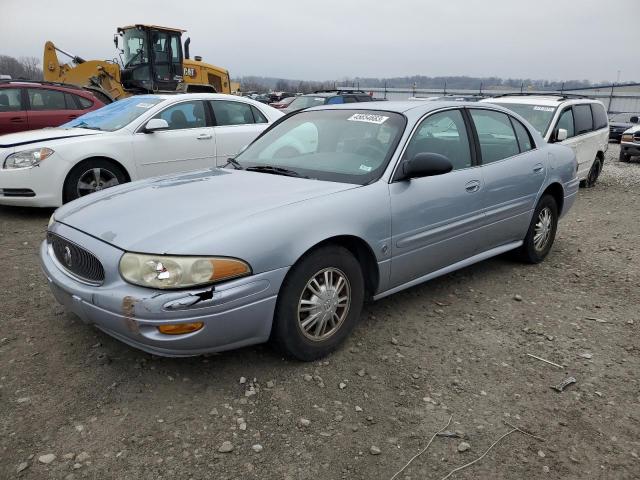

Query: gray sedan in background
[[41, 101, 579, 361]]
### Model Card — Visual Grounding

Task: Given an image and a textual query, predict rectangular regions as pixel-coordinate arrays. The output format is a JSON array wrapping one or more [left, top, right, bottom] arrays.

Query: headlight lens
[[4, 147, 54, 169], [119, 253, 251, 289]]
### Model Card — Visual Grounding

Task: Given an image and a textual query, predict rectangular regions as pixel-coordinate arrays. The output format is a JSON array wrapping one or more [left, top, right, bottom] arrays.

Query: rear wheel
[[63, 159, 127, 203], [583, 157, 602, 187], [272, 246, 364, 361], [518, 194, 558, 264]]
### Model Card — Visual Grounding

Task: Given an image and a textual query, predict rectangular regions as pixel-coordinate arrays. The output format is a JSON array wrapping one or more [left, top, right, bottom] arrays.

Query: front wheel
[[63, 159, 127, 203], [272, 246, 364, 361], [518, 194, 558, 264]]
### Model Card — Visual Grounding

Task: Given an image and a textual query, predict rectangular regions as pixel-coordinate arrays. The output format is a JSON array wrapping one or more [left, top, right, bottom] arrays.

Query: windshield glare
[[234, 109, 406, 184], [288, 96, 326, 110], [63, 96, 163, 132], [491, 102, 556, 136]]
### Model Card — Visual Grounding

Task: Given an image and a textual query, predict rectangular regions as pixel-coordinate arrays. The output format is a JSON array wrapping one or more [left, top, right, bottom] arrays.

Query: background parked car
[[620, 125, 640, 162], [0, 80, 106, 135], [608, 112, 639, 141], [282, 90, 373, 113], [269, 96, 296, 109], [0, 93, 282, 206], [482, 95, 609, 187]]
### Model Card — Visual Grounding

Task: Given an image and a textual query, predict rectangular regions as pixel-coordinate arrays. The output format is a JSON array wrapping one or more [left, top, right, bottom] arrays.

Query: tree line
[[0, 55, 43, 80]]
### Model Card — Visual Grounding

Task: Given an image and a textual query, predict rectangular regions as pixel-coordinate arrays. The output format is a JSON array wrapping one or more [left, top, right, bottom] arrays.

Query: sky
[[1, 0, 638, 83]]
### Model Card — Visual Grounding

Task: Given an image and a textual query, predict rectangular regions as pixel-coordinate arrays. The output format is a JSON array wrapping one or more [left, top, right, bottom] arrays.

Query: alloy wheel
[[76, 168, 120, 197], [533, 207, 553, 251], [297, 267, 351, 341]]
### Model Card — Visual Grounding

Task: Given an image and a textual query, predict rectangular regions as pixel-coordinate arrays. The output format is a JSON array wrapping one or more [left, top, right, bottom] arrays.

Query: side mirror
[[630, 116, 639, 124], [401, 152, 453, 180], [144, 118, 169, 133], [556, 128, 568, 142]]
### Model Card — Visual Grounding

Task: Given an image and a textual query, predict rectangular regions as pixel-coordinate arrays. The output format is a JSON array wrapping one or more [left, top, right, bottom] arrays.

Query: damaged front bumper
[[40, 222, 288, 357]]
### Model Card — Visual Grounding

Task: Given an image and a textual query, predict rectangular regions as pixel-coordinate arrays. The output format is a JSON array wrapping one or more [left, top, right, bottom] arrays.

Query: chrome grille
[[47, 232, 105, 285]]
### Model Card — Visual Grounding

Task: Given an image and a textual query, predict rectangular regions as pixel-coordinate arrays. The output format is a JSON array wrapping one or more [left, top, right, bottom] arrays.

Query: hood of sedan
[[0, 127, 102, 148], [55, 168, 358, 253]]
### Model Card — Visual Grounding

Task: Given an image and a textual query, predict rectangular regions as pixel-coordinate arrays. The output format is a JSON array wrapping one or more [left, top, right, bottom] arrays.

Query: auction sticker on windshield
[[348, 113, 389, 124], [533, 106, 555, 112]]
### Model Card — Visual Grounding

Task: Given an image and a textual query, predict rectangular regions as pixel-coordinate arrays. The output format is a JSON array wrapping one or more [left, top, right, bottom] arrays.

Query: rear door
[[208, 100, 269, 166], [132, 100, 215, 177], [26, 87, 79, 129], [0, 87, 28, 133], [572, 103, 597, 180], [468, 108, 546, 249], [389, 108, 485, 288]]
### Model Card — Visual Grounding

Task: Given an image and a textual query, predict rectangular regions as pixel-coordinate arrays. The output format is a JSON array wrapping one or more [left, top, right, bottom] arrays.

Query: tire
[[517, 194, 558, 264], [619, 152, 630, 163], [272, 245, 365, 361], [583, 157, 602, 187], [63, 159, 127, 203]]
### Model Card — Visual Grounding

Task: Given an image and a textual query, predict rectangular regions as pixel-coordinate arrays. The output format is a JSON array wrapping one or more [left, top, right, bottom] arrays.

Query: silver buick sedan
[[41, 101, 579, 360]]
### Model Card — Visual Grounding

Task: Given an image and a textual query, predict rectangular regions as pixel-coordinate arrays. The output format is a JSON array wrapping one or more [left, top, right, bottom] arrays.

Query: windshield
[[234, 109, 406, 185], [63, 96, 163, 132], [123, 29, 148, 67], [490, 102, 556, 136], [609, 113, 637, 123], [288, 96, 327, 110]]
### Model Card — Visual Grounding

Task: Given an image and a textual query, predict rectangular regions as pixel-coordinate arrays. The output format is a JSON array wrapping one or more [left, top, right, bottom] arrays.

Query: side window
[[573, 104, 593, 135], [556, 108, 575, 138], [357, 95, 372, 102], [64, 93, 78, 110], [155, 101, 206, 130], [210, 100, 256, 126], [0, 88, 23, 111], [404, 109, 472, 170], [75, 95, 94, 109], [469, 109, 520, 164], [27, 88, 66, 111], [511, 118, 534, 152], [590, 103, 608, 130], [326, 96, 344, 105], [251, 106, 268, 123], [343, 96, 358, 104]]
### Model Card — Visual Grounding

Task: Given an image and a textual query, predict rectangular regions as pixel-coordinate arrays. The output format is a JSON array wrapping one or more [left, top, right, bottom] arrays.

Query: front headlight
[[119, 253, 251, 289], [4, 147, 54, 169]]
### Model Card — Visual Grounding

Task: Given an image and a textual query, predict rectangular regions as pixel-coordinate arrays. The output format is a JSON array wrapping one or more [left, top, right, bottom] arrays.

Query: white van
[[481, 95, 609, 187]]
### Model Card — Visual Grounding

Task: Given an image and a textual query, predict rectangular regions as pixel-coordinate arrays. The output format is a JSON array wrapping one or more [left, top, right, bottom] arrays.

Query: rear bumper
[[40, 223, 288, 357]]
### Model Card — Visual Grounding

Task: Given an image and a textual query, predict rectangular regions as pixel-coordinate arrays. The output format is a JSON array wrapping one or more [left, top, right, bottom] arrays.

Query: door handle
[[465, 180, 481, 193], [197, 134, 212, 140], [533, 164, 544, 174], [10, 117, 25, 123], [67, 115, 78, 119]]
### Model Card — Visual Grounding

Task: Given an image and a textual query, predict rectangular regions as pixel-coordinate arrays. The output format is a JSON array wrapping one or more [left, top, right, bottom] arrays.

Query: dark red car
[[0, 80, 106, 135]]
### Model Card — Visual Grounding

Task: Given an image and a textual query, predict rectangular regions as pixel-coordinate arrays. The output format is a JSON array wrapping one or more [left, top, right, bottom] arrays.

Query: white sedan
[[0, 93, 283, 206]]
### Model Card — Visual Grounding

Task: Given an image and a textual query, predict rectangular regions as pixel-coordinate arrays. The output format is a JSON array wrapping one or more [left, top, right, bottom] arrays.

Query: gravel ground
[[1, 144, 639, 479]]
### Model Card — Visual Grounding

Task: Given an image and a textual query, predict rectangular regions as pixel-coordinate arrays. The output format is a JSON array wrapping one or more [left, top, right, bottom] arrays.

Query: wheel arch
[[541, 182, 564, 216], [294, 235, 380, 299], [62, 156, 132, 199]]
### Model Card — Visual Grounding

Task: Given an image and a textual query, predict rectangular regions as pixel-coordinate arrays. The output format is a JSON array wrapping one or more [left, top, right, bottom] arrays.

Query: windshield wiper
[[73, 121, 101, 131], [222, 157, 243, 170], [245, 165, 308, 178]]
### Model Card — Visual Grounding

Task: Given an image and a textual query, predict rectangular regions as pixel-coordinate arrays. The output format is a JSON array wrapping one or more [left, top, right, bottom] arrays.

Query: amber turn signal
[[157, 322, 204, 335]]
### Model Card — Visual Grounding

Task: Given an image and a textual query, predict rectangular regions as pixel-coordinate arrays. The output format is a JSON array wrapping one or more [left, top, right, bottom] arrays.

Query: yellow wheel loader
[[43, 24, 231, 102]]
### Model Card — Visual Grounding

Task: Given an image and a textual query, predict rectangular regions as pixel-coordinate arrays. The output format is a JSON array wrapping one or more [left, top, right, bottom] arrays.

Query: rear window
[[573, 104, 593, 135], [590, 103, 608, 130]]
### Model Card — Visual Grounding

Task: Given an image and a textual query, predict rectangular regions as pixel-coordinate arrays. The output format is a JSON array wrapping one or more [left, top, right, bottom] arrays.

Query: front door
[[133, 100, 215, 178], [208, 100, 269, 166], [389, 108, 485, 288], [0, 87, 27, 133], [468, 108, 546, 249]]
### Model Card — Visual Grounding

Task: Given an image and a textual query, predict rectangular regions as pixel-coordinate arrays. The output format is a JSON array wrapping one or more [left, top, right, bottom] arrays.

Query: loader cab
[[117, 25, 184, 93]]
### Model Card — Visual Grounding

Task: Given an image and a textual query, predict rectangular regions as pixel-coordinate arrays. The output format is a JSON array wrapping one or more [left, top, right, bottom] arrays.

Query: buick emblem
[[63, 245, 72, 267]]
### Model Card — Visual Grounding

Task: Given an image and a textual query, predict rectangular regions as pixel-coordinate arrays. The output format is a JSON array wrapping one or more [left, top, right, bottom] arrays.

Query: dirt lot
[[1, 144, 638, 480]]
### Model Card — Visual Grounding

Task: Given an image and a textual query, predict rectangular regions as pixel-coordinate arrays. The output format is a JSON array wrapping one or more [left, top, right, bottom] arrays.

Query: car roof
[[481, 95, 598, 106], [308, 100, 492, 115], [140, 93, 269, 102]]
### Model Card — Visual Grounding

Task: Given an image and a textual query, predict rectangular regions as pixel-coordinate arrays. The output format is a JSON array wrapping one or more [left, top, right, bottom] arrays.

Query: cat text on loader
[[43, 24, 231, 102]]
